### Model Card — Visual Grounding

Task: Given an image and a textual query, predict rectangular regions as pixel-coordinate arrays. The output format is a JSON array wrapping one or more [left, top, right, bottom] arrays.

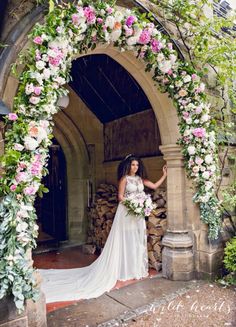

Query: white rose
[[36, 60, 46, 71], [135, 207, 142, 214], [105, 16, 115, 29], [192, 166, 199, 173], [24, 136, 39, 151], [175, 81, 183, 88], [204, 154, 213, 164], [157, 53, 164, 62], [169, 54, 177, 64], [205, 181, 213, 191], [29, 96, 40, 105], [209, 164, 216, 172], [184, 129, 191, 136], [202, 171, 210, 179], [126, 36, 138, 46], [114, 11, 124, 22], [36, 127, 48, 143], [188, 146, 196, 155], [31, 72, 43, 85], [159, 60, 172, 74], [110, 29, 122, 42], [201, 114, 209, 123], [183, 75, 191, 83], [43, 68, 51, 79], [133, 26, 142, 38], [16, 222, 28, 233], [186, 117, 192, 125], [25, 83, 34, 95], [79, 23, 87, 34], [14, 143, 24, 151]]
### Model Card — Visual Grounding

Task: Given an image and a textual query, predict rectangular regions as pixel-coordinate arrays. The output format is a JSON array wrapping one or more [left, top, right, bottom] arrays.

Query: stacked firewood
[[86, 184, 167, 270]]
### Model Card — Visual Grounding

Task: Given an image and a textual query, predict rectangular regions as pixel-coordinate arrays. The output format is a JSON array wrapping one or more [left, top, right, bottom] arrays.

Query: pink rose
[[106, 7, 113, 14], [183, 112, 189, 119], [167, 43, 173, 50], [34, 86, 42, 96], [97, 17, 103, 24], [192, 127, 206, 138], [139, 29, 151, 44], [191, 74, 197, 80], [179, 89, 188, 97], [8, 113, 18, 121], [29, 96, 40, 105], [16, 172, 28, 183], [10, 185, 17, 191], [33, 36, 43, 45]]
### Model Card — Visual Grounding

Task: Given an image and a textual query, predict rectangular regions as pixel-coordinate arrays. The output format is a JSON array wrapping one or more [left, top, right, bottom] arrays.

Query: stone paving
[[47, 276, 205, 327]]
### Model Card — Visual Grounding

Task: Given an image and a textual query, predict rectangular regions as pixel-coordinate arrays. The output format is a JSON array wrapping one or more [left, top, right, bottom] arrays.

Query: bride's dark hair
[[117, 154, 147, 181]]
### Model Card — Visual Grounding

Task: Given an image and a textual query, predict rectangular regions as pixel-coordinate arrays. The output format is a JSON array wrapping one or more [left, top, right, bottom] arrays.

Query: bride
[[39, 154, 167, 303]]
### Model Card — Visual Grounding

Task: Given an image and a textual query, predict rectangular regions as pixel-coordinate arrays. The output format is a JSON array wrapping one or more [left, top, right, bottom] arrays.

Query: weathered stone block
[[0, 296, 27, 327]]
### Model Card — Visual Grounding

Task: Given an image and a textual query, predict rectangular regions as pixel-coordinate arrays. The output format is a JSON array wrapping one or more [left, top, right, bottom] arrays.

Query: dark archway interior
[[69, 54, 151, 123]]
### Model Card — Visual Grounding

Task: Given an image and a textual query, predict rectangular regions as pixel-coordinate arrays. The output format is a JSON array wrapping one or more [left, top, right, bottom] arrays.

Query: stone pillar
[[160, 144, 194, 280]]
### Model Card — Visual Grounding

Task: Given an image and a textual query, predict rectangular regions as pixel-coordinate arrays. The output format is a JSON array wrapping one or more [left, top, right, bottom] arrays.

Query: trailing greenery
[[149, 0, 236, 232]]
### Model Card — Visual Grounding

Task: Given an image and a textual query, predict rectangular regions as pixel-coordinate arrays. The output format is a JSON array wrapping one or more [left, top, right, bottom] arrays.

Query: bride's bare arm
[[143, 165, 167, 190], [118, 176, 127, 202]]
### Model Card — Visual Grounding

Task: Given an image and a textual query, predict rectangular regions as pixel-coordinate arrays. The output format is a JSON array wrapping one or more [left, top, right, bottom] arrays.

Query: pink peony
[[84, 6, 96, 24], [16, 172, 28, 183], [139, 29, 151, 44], [151, 39, 163, 53], [33, 36, 43, 45], [125, 15, 136, 27], [24, 186, 37, 196], [192, 127, 206, 138], [8, 113, 18, 121]]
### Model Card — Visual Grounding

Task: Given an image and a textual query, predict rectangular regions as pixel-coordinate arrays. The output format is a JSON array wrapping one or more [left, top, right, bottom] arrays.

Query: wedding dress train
[[39, 175, 148, 303]]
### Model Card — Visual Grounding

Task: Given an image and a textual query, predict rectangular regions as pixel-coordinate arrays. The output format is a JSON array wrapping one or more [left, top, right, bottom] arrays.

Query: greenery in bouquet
[[123, 192, 156, 218]]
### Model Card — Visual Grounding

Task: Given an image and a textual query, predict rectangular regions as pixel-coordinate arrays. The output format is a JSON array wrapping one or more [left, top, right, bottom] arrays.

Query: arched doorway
[[35, 138, 67, 250]]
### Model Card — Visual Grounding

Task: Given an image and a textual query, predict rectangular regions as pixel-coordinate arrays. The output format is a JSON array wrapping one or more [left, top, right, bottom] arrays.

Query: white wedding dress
[[39, 175, 148, 303]]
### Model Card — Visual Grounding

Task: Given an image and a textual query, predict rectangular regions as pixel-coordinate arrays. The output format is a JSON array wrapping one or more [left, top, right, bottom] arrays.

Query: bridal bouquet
[[123, 192, 156, 218]]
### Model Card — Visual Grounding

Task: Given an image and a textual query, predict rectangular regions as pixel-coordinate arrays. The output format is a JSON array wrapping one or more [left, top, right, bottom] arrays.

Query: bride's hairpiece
[[124, 154, 133, 160]]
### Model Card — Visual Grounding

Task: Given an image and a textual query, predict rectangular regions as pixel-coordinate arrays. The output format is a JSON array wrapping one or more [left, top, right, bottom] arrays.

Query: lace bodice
[[124, 175, 144, 198]]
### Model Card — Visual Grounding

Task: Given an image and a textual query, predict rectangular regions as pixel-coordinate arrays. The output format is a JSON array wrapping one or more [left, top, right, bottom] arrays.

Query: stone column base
[[162, 231, 194, 280], [0, 289, 46, 327]]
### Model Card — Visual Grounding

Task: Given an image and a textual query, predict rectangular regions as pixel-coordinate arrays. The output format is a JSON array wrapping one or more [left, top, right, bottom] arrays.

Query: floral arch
[[0, 0, 220, 310]]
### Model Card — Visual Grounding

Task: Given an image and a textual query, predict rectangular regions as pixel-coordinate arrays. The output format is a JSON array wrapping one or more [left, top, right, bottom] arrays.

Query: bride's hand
[[162, 165, 167, 176]]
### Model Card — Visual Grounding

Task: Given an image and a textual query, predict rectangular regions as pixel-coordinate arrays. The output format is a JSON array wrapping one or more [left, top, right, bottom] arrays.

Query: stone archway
[[0, 3, 225, 325], [0, 3, 195, 283]]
